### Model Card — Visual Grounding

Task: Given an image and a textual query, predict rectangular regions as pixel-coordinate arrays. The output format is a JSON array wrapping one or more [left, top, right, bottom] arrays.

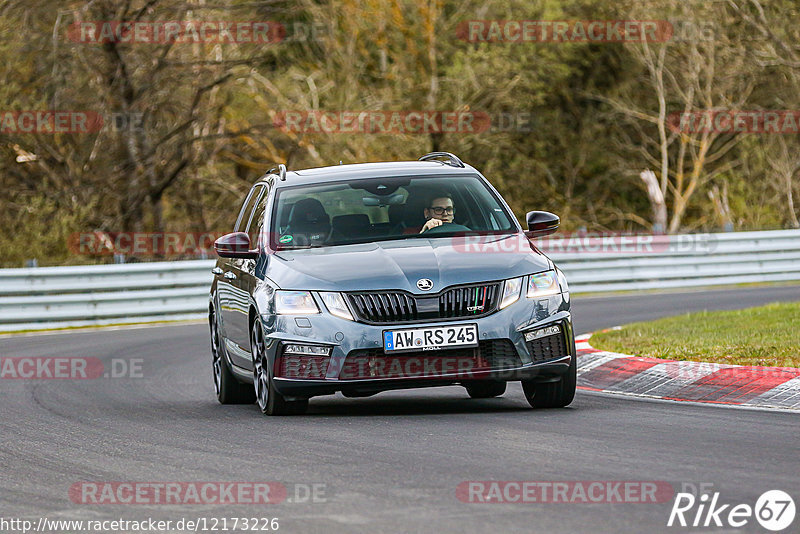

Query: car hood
[[265, 234, 551, 293]]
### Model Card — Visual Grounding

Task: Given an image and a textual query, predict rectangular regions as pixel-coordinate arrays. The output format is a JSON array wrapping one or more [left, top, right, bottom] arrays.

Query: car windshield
[[270, 174, 517, 249]]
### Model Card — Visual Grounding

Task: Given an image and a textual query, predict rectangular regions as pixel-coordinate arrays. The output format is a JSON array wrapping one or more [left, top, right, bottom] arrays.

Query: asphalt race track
[[2, 285, 799, 534]]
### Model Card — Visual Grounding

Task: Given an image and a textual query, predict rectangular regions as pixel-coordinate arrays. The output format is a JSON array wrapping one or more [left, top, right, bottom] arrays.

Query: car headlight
[[275, 290, 319, 314], [499, 277, 523, 309], [319, 292, 354, 321], [527, 271, 561, 298]]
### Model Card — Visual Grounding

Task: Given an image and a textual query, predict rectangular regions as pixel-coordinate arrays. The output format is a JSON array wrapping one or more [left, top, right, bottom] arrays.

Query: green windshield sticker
[[279, 235, 293, 244]]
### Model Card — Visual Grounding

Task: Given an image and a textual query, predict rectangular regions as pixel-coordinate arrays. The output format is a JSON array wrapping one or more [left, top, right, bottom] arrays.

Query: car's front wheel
[[521, 354, 576, 409], [251, 321, 308, 416], [463, 381, 507, 398], [210, 305, 255, 405]]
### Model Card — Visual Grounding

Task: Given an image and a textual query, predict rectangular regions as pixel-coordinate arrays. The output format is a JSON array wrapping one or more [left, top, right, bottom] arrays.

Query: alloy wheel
[[251, 323, 270, 412]]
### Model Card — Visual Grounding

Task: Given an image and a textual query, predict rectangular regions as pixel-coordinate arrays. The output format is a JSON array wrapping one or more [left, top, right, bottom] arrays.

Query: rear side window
[[235, 185, 267, 251], [234, 185, 264, 233], [251, 187, 272, 247]]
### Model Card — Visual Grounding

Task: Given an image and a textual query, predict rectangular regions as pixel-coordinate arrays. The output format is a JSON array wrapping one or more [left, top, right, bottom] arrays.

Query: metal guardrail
[[0, 230, 798, 332], [549, 229, 800, 292], [0, 260, 215, 332]]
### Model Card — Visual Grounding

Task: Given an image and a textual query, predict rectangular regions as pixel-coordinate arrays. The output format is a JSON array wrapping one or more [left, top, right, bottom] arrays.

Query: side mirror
[[214, 232, 259, 259], [525, 211, 560, 237]]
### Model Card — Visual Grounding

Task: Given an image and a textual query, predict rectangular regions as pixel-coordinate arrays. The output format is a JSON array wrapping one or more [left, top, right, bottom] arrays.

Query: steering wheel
[[421, 222, 471, 234]]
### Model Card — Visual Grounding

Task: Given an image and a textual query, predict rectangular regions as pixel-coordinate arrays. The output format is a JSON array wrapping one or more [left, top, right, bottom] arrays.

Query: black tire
[[522, 353, 577, 409], [210, 306, 255, 404], [251, 321, 308, 416], [464, 381, 507, 398]]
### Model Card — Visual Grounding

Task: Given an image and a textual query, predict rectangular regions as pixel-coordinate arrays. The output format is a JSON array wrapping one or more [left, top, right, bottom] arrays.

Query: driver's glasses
[[430, 206, 455, 215]]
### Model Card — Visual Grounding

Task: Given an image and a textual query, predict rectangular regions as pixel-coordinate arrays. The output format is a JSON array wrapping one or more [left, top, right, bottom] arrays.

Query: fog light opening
[[283, 344, 332, 356], [524, 324, 562, 342]]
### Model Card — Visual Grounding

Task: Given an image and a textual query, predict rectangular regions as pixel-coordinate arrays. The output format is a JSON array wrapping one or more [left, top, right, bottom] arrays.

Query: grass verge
[[589, 302, 800, 367], [0, 318, 204, 336]]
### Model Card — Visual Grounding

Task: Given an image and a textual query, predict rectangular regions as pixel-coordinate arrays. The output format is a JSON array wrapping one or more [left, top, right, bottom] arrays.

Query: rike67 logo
[[668, 489, 795, 531]]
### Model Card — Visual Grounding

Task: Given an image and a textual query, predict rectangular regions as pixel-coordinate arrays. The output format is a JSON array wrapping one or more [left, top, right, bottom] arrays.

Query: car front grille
[[346, 282, 502, 324], [340, 339, 521, 380], [526, 331, 568, 363]]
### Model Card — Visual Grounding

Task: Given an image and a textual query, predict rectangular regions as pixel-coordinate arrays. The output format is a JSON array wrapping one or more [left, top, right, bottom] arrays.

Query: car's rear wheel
[[522, 354, 576, 408], [463, 381, 507, 398], [210, 305, 255, 404], [251, 321, 308, 416]]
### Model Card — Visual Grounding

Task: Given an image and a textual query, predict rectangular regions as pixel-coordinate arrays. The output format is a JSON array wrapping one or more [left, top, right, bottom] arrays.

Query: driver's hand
[[420, 218, 443, 233]]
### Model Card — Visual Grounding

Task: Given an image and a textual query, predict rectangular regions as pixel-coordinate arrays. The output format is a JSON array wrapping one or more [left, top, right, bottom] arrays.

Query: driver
[[420, 191, 455, 233]]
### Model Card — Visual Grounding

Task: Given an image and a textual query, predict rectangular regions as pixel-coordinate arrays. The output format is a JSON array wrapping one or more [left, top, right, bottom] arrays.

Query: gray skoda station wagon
[[209, 152, 576, 415]]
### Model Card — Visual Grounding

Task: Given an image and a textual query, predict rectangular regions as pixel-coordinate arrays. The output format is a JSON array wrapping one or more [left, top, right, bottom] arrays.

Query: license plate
[[383, 324, 478, 353]]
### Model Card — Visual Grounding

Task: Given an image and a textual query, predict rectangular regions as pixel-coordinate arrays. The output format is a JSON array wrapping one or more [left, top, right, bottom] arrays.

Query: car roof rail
[[418, 152, 465, 168], [266, 163, 287, 181]]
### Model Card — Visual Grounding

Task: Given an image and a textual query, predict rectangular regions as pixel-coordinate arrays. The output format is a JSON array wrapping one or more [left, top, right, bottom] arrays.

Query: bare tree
[[763, 136, 800, 228], [640, 170, 667, 232], [1, 0, 282, 235], [597, 2, 755, 232]]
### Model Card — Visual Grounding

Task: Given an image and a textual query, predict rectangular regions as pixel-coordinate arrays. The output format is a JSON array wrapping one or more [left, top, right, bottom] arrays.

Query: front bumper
[[259, 292, 574, 399]]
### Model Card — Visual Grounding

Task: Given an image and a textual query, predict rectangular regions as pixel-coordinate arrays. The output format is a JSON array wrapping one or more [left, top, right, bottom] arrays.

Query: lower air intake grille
[[340, 339, 521, 380], [526, 333, 568, 363]]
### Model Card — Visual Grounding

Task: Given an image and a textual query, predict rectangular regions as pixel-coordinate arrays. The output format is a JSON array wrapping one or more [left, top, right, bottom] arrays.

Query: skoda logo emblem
[[417, 278, 433, 291]]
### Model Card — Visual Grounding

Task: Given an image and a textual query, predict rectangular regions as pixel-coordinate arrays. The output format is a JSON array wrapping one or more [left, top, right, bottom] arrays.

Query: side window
[[251, 185, 271, 247], [235, 185, 266, 253], [234, 185, 264, 233]]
